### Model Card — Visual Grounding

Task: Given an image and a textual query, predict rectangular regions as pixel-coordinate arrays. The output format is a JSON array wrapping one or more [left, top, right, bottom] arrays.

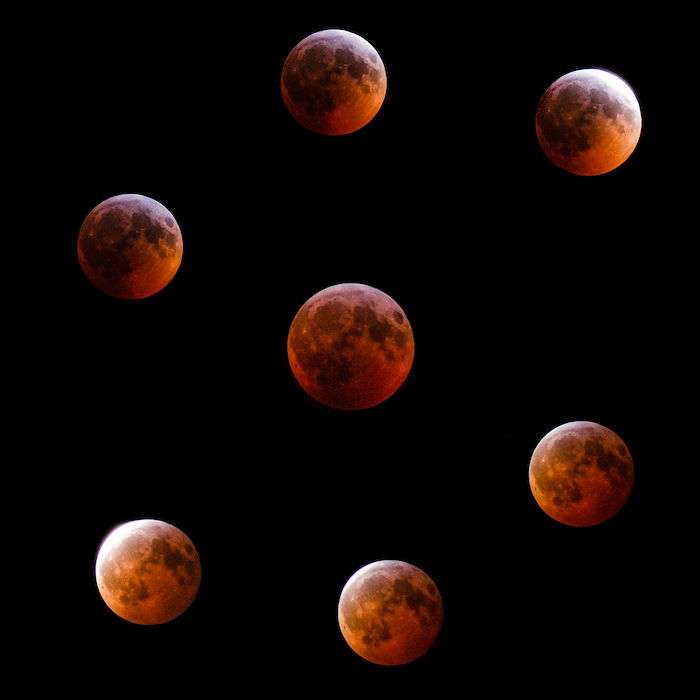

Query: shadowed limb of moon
[[95, 519, 201, 624], [535, 68, 642, 176], [338, 560, 444, 666], [287, 282, 414, 410], [281, 29, 387, 135], [528, 421, 634, 527], [77, 193, 183, 299]]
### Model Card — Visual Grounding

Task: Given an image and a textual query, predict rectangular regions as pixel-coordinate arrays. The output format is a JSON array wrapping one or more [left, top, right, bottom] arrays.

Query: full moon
[[280, 29, 387, 135], [529, 421, 635, 526], [95, 519, 201, 624], [287, 282, 414, 410], [77, 193, 183, 299], [535, 68, 642, 176], [338, 560, 443, 666]]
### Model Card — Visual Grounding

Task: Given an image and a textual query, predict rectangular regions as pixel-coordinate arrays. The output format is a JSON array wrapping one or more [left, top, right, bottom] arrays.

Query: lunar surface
[[535, 68, 642, 175], [281, 29, 387, 135], [287, 282, 414, 410], [529, 421, 634, 526], [338, 560, 443, 666], [78, 193, 183, 299], [95, 519, 201, 624]]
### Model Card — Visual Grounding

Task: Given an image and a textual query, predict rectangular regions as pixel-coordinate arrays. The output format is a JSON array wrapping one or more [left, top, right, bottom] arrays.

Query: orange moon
[[95, 519, 201, 624], [287, 282, 414, 410], [529, 421, 634, 527], [338, 560, 443, 666], [281, 29, 387, 135], [535, 68, 642, 175], [77, 193, 183, 299]]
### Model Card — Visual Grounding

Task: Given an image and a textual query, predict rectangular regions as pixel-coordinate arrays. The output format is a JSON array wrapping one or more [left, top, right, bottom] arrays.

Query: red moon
[[281, 29, 387, 135], [287, 282, 414, 410], [338, 560, 443, 666], [95, 519, 201, 625], [529, 421, 634, 527], [535, 68, 642, 176], [77, 193, 183, 299]]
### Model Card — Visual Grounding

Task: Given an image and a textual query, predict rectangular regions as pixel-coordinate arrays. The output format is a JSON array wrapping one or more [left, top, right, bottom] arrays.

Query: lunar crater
[[119, 578, 149, 606], [362, 620, 392, 647]]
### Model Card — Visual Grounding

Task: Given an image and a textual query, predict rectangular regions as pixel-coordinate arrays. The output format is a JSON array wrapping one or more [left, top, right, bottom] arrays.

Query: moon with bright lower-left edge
[[95, 519, 201, 625]]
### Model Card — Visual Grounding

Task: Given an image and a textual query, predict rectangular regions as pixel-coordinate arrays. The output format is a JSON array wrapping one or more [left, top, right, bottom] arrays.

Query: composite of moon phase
[[529, 421, 635, 526], [77, 193, 183, 299], [281, 29, 387, 135], [95, 519, 201, 625], [73, 27, 647, 670], [338, 560, 443, 666], [287, 282, 414, 410], [535, 68, 642, 176]]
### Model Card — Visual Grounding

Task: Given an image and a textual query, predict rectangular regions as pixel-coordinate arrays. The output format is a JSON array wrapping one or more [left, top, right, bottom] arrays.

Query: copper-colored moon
[[338, 560, 443, 666], [280, 29, 387, 135], [287, 282, 414, 410], [529, 421, 634, 527], [535, 68, 642, 175], [95, 519, 201, 624], [77, 193, 183, 299]]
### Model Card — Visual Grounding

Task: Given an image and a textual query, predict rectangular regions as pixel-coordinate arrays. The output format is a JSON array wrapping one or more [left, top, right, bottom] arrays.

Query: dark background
[[19, 3, 691, 696]]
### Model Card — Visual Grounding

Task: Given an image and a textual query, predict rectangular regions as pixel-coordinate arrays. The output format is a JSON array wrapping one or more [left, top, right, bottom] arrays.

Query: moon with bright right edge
[[535, 68, 642, 175], [338, 560, 443, 666], [280, 29, 387, 135], [95, 519, 201, 624], [529, 421, 634, 527]]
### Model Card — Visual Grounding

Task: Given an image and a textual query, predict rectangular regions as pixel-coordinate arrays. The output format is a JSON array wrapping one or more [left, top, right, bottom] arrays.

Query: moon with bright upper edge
[[78, 193, 183, 299], [95, 519, 201, 624], [338, 560, 443, 666], [287, 283, 414, 410], [281, 29, 387, 135], [535, 68, 642, 175], [529, 421, 634, 527]]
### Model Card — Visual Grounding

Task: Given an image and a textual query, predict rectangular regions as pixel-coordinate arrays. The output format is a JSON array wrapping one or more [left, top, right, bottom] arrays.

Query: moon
[[529, 421, 634, 526], [535, 68, 642, 175], [280, 29, 387, 135], [338, 560, 443, 666], [95, 519, 201, 624], [77, 193, 183, 299], [287, 282, 414, 410]]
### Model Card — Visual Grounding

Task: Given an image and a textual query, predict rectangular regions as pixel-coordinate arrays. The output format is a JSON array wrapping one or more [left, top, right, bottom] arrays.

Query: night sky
[[21, 4, 691, 696]]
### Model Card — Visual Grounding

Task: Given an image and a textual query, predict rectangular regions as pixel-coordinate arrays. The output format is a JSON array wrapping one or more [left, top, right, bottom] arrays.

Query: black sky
[[18, 4, 692, 696]]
